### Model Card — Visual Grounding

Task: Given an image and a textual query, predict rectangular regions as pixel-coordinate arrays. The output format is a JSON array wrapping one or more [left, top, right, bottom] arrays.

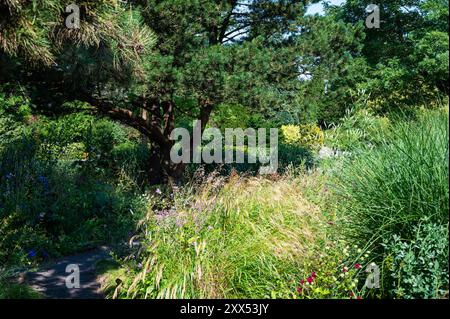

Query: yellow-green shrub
[[281, 124, 324, 150]]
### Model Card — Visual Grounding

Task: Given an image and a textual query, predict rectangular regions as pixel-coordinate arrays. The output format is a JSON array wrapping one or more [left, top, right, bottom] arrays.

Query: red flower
[[342, 267, 349, 273], [307, 276, 314, 284], [311, 272, 317, 278], [357, 296, 362, 300], [300, 279, 306, 285], [297, 287, 303, 294], [355, 263, 362, 269]]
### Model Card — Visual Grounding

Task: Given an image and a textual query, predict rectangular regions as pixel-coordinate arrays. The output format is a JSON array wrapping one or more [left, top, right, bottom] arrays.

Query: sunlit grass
[[107, 172, 330, 299]]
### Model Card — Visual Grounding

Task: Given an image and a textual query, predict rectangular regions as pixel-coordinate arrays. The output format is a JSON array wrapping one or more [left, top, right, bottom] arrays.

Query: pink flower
[[355, 263, 362, 269], [311, 272, 317, 278], [307, 276, 314, 284], [297, 287, 303, 294], [342, 267, 349, 273], [299, 279, 306, 285]]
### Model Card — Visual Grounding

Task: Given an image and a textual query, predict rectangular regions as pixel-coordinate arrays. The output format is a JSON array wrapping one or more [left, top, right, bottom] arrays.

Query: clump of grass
[[0, 268, 43, 299], [0, 283, 43, 299], [334, 109, 449, 249], [109, 173, 330, 299]]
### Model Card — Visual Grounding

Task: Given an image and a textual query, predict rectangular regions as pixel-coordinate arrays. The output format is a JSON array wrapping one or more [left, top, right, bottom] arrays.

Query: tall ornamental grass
[[335, 109, 449, 247]]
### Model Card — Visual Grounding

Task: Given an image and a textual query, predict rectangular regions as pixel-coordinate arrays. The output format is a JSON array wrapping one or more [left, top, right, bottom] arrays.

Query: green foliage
[[0, 280, 42, 299], [0, 0, 156, 71], [210, 104, 252, 131], [333, 0, 449, 111], [107, 175, 329, 299], [335, 110, 448, 244], [281, 124, 324, 151], [0, 89, 32, 149], [332, 110, 449, 297], [324, 109, 391, 151], [299, 242, 370, 299], [382, 220, 449, 299], [295, 15, 367, 124], [0, 266, 42, 299], [0, 113, 149, 266]]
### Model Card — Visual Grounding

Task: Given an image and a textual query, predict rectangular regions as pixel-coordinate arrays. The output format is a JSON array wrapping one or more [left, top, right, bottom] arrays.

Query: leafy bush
[[0, 119, 148, 266], [324, 109, 391, 151], [0, 91, 31, 150], [382, 220, 449, 299], [277, 143, 314, 172], [281, 124, 324, 151]]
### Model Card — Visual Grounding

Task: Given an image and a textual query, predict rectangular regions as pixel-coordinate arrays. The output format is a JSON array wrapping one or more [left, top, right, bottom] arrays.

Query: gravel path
[[21, 246, 111, 299]]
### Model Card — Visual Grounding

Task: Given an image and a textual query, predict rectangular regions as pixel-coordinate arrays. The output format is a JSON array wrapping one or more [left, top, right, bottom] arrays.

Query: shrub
[[324, 109, 391, 151], [382, 220, 449, 299], [278, 143, 314, 172], [0, 91, 30, 150], [281, 124, 324, 151], [0, 124, 147, 266]]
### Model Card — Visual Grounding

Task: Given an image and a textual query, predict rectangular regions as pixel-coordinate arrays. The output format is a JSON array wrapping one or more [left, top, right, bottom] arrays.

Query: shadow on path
[[21, 246, 112, 299]]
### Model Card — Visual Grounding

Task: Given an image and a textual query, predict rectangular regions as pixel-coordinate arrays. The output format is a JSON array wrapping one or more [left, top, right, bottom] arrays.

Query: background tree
[[331, 0, 449, 111], [1, 0, 320, 184], [294, 14, 367, 124]]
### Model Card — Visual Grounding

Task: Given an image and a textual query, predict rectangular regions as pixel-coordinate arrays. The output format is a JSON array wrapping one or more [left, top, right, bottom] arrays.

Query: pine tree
[[1, 0, 317, 183]]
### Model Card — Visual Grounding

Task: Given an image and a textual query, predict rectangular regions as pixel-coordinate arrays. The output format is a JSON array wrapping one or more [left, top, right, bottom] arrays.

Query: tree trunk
[[90, 97, 213, 186]]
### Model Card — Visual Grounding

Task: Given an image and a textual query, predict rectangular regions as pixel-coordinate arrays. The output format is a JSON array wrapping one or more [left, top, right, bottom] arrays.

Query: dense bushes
[[0, 108, 150, 266]]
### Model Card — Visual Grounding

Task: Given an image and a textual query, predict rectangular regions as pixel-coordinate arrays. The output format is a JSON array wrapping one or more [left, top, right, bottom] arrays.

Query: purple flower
[[27, 249, 37, 259], [156, 188, 162, 195]]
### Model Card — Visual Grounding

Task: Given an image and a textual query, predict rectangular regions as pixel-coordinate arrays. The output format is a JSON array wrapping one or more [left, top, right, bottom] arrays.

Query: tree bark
[[87, 97, 213, 185]]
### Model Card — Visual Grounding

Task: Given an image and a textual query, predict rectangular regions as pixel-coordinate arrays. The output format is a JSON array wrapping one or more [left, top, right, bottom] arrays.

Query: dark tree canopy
[[1, 0, 448, 183], [1, 0, 324, 183]]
